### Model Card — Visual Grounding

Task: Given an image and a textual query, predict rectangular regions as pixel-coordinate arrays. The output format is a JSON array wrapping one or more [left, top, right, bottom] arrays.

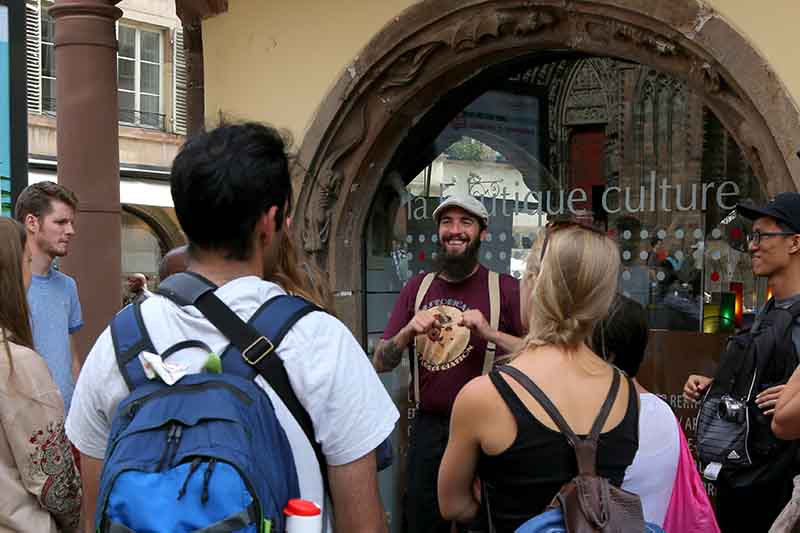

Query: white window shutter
[[173, 28, 188, 135], [25, 0, 42, 114]]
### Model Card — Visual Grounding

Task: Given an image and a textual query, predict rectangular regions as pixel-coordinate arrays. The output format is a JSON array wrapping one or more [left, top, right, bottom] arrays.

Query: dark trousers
[[717, 476, 794, 532], [406, 411, 453, 533]]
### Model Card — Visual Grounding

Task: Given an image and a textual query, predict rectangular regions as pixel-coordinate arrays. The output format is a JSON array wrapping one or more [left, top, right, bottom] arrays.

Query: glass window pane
[[140, 30, 160, 63], [118, 91, 135, 123], [42, 79, 56, 112], [365, 59, 767, 337], [140, 62, 160, 95], [140, 94, 161, 128], [117, 58, 135, 91], [118, 26, 136, 58], [41, 10, 55, 43], [41, 44, 55, 78]]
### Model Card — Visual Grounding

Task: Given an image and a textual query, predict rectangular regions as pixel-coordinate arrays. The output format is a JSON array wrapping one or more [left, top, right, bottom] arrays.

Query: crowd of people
[[2, 121, 800, 532]]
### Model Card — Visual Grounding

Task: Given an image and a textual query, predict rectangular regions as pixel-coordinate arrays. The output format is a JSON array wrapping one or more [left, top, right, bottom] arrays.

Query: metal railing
[[38, 99, 166, 132], [42, 97, 57, 114], [118, 108, 166, 131]]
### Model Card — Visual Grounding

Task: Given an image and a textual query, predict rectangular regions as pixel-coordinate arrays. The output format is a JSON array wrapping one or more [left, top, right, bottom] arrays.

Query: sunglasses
[[539, 218, 607, 262]]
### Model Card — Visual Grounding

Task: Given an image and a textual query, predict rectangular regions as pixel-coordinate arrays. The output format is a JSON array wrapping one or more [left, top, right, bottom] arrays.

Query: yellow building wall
[[710, 0, 800, 112], [202, 0, 800, 146], [202, 0, 416, 142]]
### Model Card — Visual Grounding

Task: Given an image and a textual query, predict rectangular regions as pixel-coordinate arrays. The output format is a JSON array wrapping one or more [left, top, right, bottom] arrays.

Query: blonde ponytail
[[520, 226, 619, 352]]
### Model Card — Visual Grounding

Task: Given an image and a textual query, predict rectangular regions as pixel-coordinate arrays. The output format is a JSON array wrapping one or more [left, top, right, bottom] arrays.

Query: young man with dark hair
[[684, 192, 800, 532], [15, 181, 83, 413], [67, 123, 398, 533], [374, 194, 524, 533]]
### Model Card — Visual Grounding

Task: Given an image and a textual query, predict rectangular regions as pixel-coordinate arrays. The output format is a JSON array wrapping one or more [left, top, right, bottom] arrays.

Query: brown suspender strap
[[412, 273, 437, 407], [498, 365, 621, 476], [483, 271, 500, 374]]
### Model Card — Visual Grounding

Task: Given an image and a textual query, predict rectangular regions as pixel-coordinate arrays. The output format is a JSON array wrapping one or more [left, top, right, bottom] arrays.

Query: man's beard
[[434, 236, 481, 281], [40, 237, 68, 258]]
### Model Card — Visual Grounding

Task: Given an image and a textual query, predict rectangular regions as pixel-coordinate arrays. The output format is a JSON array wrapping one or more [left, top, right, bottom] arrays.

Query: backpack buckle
[[242, 336, 274, 365]]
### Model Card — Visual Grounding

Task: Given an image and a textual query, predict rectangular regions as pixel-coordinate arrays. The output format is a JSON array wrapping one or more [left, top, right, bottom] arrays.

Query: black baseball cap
[[738, 192, 800, 234]]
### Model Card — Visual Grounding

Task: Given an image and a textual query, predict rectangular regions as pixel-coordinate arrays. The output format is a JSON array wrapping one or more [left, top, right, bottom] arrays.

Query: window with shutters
[[26, 5, 186, 134], [173, 29, 187, 136], [118, 24, 164, 130], [25, 0, 42, 114]]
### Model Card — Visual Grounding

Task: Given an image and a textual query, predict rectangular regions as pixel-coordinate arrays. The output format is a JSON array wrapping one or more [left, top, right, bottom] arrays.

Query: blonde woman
[[438, 222, 638, 532], [0, 217, 81, 532]]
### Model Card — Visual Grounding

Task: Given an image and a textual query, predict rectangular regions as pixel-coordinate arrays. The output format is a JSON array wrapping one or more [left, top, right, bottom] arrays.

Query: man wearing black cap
[[684, 192, 800, 531]]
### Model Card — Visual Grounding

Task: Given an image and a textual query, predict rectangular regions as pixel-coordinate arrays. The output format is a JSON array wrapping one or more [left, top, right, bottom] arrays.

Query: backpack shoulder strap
[[753, 299, 800, 380], [588, 370, 623, 444], [110, 302, 156, 390], [483, 271, 501, 374], [787, 299, 800, 318], [499, 365, 621, 476], [498, 365, 579, 444], [157, 272, 329, 492]]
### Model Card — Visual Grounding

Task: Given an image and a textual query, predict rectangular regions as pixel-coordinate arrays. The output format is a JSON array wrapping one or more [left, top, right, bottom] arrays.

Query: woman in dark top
[[438, 222, 639, 532]]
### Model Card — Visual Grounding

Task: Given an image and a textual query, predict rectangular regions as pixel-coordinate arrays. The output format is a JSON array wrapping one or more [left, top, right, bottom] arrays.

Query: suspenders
[[410, 271, 501, 412]]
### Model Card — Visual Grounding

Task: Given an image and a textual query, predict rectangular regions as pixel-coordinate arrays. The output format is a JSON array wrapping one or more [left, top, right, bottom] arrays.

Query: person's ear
[[260, 206, 279, 247], [790, 234, 800, 255], [480, 227, 488, 241], [24, 213, 39, 234]]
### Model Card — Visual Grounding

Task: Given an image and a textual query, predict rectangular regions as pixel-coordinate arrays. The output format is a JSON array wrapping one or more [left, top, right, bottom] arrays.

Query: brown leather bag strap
[[498, 366, 622, 476], [588, 370, 621, 443], [498, 366, 580, 446]]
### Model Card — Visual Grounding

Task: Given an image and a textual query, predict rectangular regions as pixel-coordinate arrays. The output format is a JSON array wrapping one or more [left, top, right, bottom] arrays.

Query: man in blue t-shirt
[[15, 182, 83, 412]]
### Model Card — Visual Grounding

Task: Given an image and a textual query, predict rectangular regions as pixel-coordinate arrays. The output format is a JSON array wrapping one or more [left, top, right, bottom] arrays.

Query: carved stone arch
[[122, 204, 184, 256], [295, 0, 800, 332]]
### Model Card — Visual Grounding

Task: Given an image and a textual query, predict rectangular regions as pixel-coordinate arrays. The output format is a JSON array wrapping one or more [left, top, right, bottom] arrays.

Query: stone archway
[[295, 0, 800, 334]]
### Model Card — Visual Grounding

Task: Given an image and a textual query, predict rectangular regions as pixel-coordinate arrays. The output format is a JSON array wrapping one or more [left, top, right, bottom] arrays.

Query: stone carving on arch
[[294, 0, 800, 332]]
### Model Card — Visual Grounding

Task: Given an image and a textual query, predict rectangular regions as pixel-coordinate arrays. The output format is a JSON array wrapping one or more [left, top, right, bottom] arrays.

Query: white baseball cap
[[433, 194, 490, 226]]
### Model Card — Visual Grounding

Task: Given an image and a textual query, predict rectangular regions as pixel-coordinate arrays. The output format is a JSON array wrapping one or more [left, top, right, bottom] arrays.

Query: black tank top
[[477, 369, 639, 532]]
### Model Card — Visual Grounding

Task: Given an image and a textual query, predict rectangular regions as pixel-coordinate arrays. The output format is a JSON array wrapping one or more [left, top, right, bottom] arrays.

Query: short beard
[[434, 237, 481, 281]]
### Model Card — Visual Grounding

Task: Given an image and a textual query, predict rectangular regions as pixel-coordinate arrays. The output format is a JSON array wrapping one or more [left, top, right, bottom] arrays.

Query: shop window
[[366, 58, 767, 352]]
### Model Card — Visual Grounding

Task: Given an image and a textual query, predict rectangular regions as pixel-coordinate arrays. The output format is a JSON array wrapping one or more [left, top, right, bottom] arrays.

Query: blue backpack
[[513, 509, 665, 533], [96, 272, 328, 533]]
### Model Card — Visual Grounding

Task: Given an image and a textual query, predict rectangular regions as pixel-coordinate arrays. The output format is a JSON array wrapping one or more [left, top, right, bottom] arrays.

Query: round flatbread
[[416, 305, 471, 371]]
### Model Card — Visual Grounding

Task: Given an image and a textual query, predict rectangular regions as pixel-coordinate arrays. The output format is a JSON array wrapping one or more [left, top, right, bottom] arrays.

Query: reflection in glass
[[140, 30, 160, 63], [118, 26, 136, 59], [364, 57, 767, 532]]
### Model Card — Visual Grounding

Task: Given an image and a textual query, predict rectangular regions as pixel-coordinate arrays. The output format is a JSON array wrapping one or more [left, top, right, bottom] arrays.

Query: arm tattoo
[[376, 339, 405, 371]]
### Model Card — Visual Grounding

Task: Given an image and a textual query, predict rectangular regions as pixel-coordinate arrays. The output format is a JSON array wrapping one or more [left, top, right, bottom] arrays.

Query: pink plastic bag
[[663, 424, 720, 533]]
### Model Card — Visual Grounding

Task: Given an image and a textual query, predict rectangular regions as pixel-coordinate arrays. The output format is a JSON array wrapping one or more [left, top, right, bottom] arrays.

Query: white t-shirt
[[622, 393, 680, 527], [65, 276, 399, 530]]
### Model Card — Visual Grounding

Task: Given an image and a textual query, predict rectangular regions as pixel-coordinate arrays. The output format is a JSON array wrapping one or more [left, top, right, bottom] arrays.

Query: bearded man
[[373, 194, 524, 533]]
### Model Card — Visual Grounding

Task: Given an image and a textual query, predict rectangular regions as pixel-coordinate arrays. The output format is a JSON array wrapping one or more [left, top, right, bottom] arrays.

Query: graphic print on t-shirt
[[415, 298, 473, 371]]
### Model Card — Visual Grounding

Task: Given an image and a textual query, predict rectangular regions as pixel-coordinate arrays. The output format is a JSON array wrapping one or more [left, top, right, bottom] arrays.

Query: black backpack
[[696, 299, 800, 487]]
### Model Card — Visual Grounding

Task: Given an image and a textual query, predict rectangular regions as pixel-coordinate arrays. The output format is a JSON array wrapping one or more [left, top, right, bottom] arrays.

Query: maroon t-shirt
[[382, 265, 523, 417]]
